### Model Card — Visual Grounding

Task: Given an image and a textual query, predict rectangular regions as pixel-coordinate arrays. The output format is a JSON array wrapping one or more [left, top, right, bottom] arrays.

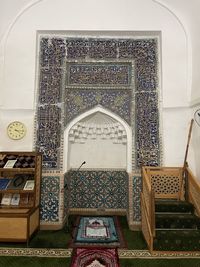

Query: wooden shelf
[[0, 151, 42, 244], [0, 189, 34, 193], [0, 168, 35, 172]]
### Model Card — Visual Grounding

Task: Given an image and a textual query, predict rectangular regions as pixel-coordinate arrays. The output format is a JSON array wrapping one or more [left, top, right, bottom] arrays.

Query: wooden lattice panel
[[187, 169, 200, 217], [141, 194, 153, 252], [149, 168, 182, 199]]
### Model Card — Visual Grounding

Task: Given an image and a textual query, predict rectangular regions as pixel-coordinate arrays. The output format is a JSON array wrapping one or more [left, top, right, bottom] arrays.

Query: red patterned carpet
[[70, 247, 120, 267]]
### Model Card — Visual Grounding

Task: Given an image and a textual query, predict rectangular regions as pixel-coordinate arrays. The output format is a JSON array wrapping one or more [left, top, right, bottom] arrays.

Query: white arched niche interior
[[63, 106, 132, 173]]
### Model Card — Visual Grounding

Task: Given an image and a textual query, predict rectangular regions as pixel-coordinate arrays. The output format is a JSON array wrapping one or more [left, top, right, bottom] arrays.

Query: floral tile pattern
[[35, 35, 161, 223], [132, 176, 142, 221], [65, 170, 128, 209], [66, 62, 132, 86], [65, 89, 132, 124], [36, 36, 161, 170], [40, 176, 60, 222]]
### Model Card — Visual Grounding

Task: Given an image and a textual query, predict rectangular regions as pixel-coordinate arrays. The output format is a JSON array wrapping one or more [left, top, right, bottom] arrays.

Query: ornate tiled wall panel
[[63, 172, 69, 218], [65, 170, 128, 209], [36, 36, 161, 171], [132, 176, 142, 222], [36, 38, 65, 169], [40, 176, 60, 222], [36, 35, 161, 223], [66, 62, 132, 87], [36, 105, 62, 169], [135, 92, 160, 168], [65, 89, 132, 124]]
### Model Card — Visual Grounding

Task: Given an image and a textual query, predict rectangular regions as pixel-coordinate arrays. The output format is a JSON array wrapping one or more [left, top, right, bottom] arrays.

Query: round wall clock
[[7, 121, 26, 140]]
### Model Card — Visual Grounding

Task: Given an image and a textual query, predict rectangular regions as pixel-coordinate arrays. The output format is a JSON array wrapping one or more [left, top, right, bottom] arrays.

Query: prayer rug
[[69, 216, 126, 248], [70, 247, 120, 267]]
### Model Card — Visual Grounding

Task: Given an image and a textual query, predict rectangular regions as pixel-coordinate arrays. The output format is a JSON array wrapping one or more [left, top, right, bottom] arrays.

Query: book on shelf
[[10, 193, 20, 206], [0, 178, 11, 190], [23, 180, 34, 190], [1, 193, 12, 205], [3, 159, 17, 168], [7, 175, 28, 190]]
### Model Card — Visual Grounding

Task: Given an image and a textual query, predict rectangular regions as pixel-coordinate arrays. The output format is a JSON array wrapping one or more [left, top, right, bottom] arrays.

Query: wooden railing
[[141, 167, 155, 252], [141, 165, 200, 252], [141, 166, 184, 252], [186, 167, 200, 217]]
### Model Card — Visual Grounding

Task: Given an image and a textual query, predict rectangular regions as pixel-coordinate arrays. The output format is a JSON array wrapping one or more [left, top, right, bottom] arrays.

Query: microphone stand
[[64, 161, 86, 234], [64, 161, 86, 189], [77, 161, 86, 171]]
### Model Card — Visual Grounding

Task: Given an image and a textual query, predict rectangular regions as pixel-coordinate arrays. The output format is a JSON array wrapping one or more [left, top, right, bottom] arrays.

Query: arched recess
[[63, 105, 132, 173]]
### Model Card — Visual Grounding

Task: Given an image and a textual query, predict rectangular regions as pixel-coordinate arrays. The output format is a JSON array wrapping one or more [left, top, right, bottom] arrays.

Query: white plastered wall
[[0, 0, 193, 170]]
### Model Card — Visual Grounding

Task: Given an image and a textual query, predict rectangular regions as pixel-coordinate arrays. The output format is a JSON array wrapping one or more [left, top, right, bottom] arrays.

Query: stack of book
[[0, 178, 11, 190], [0, 177, 35, 191], [0, 156, 35, 168], [1, 193, 20, 206]]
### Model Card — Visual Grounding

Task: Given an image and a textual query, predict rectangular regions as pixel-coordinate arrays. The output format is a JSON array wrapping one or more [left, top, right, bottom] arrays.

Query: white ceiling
[[0, 0, 199, 41]]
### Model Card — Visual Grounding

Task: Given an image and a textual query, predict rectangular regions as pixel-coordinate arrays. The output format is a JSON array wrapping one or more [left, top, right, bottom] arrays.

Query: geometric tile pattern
[[36, 36, 161, 171], [63, 172, 69, 217], [65, 89, 132, 124], [66, 62, 132, 86], [65, 170, 128, 209], [36, 38, 65, 170], [36, 35, 161, 223], [40, 176, 60, 222], [2, 247, 200, 258], [132, 176, 142, 221], [36, 105, 62, 169], [135, 92, 160, 168]]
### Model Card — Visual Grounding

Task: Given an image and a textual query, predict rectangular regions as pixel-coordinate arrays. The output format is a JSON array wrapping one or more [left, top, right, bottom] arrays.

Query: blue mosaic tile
[[65, 89, 131, 124], [64, 172, 69, 216], [66, 38, 89, 59], [67, 170, 128, 209], [39, 68, 63, 104], [67, 62, 132, 86], [36, 36, 161, 172], [88, 39, 118, 59], [40, 38, 66, 68], [40, 176, 60, 222], [135, 91, 160, 167], [36, 105, 61, 169], [118, 39, 158, 90], [132, 176, 142, 221]]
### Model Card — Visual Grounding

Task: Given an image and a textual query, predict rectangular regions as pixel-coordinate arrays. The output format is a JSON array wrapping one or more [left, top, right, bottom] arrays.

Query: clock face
[[7, 121, 26, 140]]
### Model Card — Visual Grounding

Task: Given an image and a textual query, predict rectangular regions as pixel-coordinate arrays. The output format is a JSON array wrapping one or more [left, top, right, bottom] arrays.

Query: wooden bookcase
[[0, 151, 42, 244]]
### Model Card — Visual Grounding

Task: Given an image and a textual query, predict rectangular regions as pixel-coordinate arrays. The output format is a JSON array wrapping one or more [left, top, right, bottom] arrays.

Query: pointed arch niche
[[63, 106, 132, 173]]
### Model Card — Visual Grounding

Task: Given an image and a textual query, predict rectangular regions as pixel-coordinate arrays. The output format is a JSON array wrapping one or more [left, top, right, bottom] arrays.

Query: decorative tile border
[[1, 248, 200, 259], [0, 248, 72, 258], [135, 92, 160, 168], [36, 35, 161, 171], [35, 34, 161, 224], [65, 89, 132, 125], [132, 175, 142, 222], [66, 62, 132, 87], [40, 176, 60, 222], [65, 170, 128, 209], [36, 105, 62, 169]]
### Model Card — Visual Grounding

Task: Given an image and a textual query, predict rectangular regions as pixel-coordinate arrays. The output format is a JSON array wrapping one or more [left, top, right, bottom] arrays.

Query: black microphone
[[77, 161, 86, 171], [64, 161, 86, 188]]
